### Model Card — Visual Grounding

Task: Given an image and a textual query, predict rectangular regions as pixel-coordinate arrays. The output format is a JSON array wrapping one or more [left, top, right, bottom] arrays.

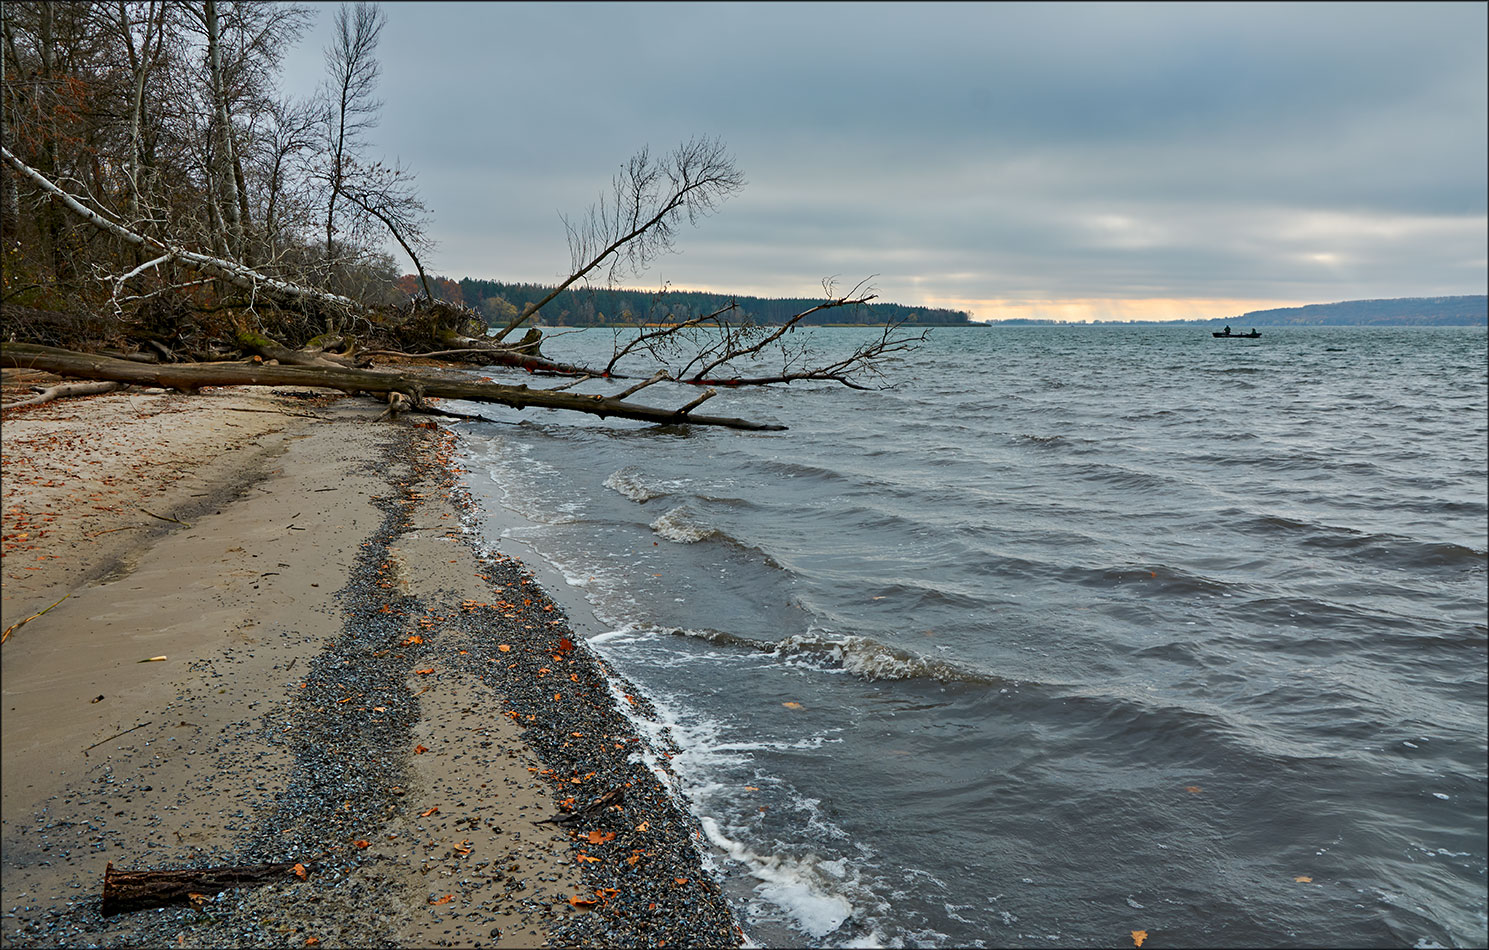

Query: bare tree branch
[[493, 137, 745, 342], [339, 163, 433, 299]]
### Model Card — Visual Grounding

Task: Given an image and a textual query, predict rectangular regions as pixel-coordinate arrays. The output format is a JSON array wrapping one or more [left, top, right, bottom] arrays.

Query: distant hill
[[1219, 296, 1486, 327], [1038, 295, 1488, 327], [436, 277, 975, 328]]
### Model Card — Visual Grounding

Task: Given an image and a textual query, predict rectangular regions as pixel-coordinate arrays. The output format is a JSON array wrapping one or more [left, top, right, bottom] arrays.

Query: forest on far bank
[[389, 276, 976, 329]]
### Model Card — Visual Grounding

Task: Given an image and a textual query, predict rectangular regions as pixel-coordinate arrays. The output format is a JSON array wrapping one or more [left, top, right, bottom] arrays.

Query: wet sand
[[1, 377, 741, 948]]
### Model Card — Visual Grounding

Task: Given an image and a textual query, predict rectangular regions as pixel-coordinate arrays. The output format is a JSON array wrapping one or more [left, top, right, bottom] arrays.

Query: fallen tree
[[1, 343, 786, 431], [3, 138, 926, 429]]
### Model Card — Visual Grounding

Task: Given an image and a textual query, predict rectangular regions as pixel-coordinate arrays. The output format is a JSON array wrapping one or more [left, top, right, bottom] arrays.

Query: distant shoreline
[[977, 294, 1487, 328], [975, 320, 1488, 327]]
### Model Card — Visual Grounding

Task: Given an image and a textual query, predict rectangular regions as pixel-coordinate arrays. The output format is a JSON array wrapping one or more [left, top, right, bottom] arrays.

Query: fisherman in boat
[[1223, 325, 1232, 335]]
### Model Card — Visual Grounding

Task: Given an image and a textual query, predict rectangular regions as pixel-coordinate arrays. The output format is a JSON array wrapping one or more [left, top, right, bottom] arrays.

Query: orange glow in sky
[[920, 297, 1310, 324]]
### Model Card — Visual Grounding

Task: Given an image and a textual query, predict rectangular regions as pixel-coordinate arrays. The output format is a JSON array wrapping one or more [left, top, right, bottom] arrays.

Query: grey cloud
[[277, 1, 1486, 316]]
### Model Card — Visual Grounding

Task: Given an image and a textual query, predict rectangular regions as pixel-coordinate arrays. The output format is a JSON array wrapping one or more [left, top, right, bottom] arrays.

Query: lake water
[[443, 325, 1487, 948]]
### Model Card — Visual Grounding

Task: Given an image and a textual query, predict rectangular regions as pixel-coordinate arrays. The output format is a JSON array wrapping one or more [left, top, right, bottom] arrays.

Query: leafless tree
[[257, 93, 322, 263], [320, 1, 384, 275], [339, 157, 434, 299], [493, 136, 746, 342], [102, 0, 168, 233]]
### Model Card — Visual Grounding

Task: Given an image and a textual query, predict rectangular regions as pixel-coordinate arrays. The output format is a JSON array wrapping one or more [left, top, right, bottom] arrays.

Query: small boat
[[1212, 328, 1261, 338]]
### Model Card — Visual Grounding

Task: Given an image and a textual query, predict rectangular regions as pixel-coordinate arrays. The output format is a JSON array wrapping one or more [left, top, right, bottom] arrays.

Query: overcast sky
[[277, 1, 1487, 322]]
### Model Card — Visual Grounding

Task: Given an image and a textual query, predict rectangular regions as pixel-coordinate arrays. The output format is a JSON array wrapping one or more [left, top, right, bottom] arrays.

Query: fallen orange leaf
[[354, 840, 370, 849], [414, 668, 435, 675], [1132, 930, 1148, 947], [292, 863, 308, 880], [674, 877, 689, 885], [428, 894, 453, 905], [568, 895, 598, 907], [498, 644, 512, 652], [1294, 875, 1313, 883], [414, 744, 429, 754], [782, 701, 804, 709], [420, 806, 439, 817], [587, 830, 615, 845]]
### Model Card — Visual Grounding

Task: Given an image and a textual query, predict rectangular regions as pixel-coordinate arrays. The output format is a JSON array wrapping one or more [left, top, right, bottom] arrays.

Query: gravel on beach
[[1, 392, 743, 949]]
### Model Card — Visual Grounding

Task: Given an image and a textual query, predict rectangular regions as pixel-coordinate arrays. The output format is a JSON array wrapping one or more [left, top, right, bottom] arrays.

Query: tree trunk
[[38, 2, 67, 282], [204, 0, 243, 257], [101, 859, 306, 916], [3, 380, 123, 409], [1, 344, 786, 431]]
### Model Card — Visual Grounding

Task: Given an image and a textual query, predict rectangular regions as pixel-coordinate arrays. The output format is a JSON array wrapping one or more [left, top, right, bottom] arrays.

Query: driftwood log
[[2, 380, 123, 409], [1, 343, 784, 431], [101, 859, 308, 915]]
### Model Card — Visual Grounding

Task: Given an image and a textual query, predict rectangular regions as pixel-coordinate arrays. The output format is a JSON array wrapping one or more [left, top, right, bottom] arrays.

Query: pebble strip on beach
[[2, 412, 743, 949]]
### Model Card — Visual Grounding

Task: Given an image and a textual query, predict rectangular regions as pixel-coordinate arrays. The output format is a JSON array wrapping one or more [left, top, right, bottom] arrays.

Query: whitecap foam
[[771, 632, 998, 685], [697, 814, 856, 939], [604, 466, 670, 503], [651, 505, 717, 543]]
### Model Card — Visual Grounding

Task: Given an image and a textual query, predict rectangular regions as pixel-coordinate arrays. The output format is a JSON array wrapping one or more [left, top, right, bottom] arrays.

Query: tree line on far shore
[[391, 277, 975, 329]]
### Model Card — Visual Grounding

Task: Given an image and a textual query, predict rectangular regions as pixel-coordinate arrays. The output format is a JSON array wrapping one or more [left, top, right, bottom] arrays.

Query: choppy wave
[[1230, 513, 1486, 572], [645, 506, 785, 569], [1067, 461, 1177, 493], [644, 625, 1014, 688], [603, 466, 671, 502], [650, 504, 718, 543], [451, 325, 1489, 950], [1074, 563, 1238, 595], [770, 633, 1006, 686]]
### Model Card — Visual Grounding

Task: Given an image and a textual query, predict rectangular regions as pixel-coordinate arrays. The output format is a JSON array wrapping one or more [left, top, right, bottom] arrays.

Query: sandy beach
[[1, 373, 741, 948]]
